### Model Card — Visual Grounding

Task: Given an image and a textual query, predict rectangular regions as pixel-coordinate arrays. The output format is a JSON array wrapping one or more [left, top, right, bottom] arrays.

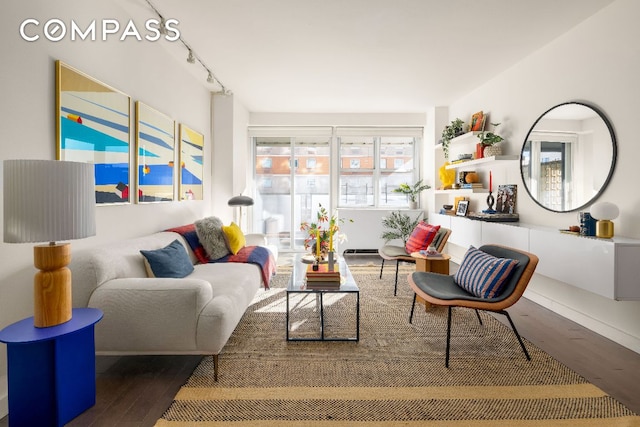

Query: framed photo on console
[[456, 200, 469, 216]]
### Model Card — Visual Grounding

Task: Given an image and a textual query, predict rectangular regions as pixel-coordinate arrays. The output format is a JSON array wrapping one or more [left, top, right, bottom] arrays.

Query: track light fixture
[[144, 0, 230, 93]]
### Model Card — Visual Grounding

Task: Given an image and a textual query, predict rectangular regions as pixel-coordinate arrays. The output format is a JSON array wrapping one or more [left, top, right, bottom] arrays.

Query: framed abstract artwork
[[470, 111, 486, 132], [136, 102, 176, 203], [179, 124, 204, 200], [56, 60, 132, 204]]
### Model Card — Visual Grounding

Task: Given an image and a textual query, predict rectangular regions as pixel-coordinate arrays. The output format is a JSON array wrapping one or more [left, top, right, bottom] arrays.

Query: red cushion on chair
[[405, 222, 441, 254]]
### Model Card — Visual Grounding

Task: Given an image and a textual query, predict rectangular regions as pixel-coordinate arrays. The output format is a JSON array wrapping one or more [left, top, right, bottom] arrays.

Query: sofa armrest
[[87, 278, 214, 352], [245, 233, 278, 261], [245, 233, 267, 246]]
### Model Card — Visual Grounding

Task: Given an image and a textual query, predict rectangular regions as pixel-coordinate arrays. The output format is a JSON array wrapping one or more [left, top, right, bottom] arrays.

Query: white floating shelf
[[435, 188, 489, 194], [446, 155, 520, 169]]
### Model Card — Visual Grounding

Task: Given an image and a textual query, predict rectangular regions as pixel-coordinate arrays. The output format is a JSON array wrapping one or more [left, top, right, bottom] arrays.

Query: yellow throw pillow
[[222, 222, 246, 255]]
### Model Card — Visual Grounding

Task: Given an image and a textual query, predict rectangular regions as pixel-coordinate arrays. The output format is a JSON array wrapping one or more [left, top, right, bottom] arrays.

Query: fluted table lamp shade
[[3, 159, 96, 327]]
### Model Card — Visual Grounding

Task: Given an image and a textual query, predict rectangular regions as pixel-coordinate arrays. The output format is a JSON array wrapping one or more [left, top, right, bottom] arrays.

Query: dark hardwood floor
[[1, 255, 639, 426]]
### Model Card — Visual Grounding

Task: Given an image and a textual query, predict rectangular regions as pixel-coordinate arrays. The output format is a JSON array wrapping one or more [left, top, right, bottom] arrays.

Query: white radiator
[[337, 208, 424, 253]]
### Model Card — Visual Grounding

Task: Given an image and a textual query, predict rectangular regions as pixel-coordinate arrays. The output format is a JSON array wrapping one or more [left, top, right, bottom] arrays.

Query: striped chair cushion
[[405, 222, 441, 254], [454, 246, 519, 299]]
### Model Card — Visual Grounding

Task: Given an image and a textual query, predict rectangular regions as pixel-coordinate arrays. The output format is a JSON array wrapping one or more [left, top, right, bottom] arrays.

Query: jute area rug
[[156, 264, 640, 427]]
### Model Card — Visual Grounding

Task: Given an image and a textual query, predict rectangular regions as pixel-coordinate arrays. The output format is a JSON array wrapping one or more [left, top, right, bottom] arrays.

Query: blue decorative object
[[579, 212, 597, 237], [483, 191, 497, 214], [0, 308, 103, 426]]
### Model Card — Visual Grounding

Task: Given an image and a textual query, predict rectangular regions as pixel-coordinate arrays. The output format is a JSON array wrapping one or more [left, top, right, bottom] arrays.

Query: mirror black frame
[[520, 101, 617, 213]]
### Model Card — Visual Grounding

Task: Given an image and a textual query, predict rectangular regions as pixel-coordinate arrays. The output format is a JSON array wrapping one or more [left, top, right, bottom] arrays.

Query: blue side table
[[0, 308, 103, 427]]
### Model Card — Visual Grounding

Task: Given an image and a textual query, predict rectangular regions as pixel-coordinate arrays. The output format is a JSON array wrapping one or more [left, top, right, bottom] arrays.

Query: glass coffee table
[[286, 254, 359, 342]]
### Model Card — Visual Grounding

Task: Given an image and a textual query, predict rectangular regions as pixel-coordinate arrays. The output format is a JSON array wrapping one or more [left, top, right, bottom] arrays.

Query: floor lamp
[[3, 159, 96, 328], [228, 195, 254, 229]]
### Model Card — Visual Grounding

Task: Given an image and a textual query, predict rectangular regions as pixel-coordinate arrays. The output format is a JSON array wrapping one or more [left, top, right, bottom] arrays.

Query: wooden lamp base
[[33, 243, 72, 328]]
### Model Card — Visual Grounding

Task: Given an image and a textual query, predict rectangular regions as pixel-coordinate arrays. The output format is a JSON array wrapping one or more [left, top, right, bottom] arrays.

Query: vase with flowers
[[300, 203, 352, 263]]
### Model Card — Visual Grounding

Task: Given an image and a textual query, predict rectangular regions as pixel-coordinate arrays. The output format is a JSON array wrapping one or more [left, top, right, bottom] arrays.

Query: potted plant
[[381, 211, 423, 245], [477, 122, 504, 157], [440, 118, 465, 160], [393, 179, 430, 209], [300, 203, 352, 260]]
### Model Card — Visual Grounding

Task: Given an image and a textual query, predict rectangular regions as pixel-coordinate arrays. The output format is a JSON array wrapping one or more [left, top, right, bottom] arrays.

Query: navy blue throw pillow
[[140, 239, 194, 278]]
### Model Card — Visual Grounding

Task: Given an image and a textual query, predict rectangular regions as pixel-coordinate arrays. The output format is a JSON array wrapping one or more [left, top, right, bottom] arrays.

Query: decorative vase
[[483, 143, 502, 157], [475, 143, 484, 159]]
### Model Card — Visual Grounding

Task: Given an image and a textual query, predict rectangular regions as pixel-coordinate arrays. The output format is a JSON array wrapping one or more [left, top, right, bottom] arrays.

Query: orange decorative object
[[465, 172, 479, 183]]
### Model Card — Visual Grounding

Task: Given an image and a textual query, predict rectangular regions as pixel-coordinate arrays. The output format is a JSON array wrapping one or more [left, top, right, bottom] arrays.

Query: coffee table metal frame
[[286, 254, 359, 342]]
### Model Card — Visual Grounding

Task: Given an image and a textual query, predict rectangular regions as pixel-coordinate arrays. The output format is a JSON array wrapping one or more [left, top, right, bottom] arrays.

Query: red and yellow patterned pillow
[[405, 222, 441, 254]]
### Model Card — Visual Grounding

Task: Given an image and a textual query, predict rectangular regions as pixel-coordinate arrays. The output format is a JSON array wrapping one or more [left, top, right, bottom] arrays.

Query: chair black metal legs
[[446, 307, 452, 368], [444, 308, 531, 367], [394, 261, 400, 296], [411, 301, 531, 367], [500, 310, 531, 362], [409, 293, 417, 323], [379, 259, 385, 279]]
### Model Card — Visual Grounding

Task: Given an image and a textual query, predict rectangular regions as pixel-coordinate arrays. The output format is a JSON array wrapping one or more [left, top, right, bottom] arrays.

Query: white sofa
[[69, 230, 276, 380]]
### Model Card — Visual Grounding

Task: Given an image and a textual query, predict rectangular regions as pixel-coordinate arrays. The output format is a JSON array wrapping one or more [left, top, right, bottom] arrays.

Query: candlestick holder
[[328, 251, 335, 271], [483, 191, 497, 214]]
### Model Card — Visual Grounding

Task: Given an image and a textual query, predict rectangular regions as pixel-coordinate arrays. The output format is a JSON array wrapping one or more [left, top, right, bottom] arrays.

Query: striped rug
[[155, 264, 640, 427]]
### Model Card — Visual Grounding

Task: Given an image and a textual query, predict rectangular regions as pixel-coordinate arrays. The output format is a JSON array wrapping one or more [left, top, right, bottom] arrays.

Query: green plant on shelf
[[477, 122, 504, 146], [440, 118, 465, 159]]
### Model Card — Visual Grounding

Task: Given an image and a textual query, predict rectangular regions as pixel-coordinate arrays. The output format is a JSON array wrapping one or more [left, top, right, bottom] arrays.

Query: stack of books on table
[[305, 264, 341, 289]]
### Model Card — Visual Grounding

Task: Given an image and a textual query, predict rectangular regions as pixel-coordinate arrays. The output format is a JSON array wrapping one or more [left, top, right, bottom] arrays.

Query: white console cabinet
[[429, 212, 640, 300]]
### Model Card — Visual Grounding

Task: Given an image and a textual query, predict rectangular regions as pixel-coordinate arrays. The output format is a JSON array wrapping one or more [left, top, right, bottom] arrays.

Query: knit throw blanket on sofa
[[166, 224, 276, 289]]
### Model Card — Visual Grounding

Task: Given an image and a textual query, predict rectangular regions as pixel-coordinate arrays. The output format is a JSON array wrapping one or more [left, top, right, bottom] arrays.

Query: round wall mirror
[[520, 102, 617, 212]]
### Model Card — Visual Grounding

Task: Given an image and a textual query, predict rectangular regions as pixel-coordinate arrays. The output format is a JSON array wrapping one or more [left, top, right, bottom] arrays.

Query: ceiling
[[132, 0, 615, 113]]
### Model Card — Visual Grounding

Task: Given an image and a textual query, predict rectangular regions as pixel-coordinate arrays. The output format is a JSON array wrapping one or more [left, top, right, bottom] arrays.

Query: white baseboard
[[524, 289, 640, 354]]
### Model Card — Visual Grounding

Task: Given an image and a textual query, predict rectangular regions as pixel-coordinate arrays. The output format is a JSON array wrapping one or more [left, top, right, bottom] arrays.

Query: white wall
[[0, 1, 214, 416], [445, 0, 640, 352]]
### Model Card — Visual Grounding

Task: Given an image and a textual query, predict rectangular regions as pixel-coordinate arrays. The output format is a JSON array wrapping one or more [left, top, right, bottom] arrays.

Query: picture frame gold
[[56, 60, 131, 204], [454, 196, 467, 212], [136, 102, 175, 203], [179, 123, 204, 200]]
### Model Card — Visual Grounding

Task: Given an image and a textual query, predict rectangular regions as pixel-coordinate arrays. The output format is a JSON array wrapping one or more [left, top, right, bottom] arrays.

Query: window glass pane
[[255, 137, 292, 249], [379, 136, 416, 207], [255, 137, 332, 251], [339, 172, 374, 206], [294, 139, 330, 250], [339, 137, 374, 207]]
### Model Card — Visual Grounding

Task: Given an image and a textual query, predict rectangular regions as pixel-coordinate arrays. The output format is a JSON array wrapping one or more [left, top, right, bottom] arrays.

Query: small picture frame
[[454, 196, 467, 212], [470, 111, 486, 132], [456, 200, 469, 216]]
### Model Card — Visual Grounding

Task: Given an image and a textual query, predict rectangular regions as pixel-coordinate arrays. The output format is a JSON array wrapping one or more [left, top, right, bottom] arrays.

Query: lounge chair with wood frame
[[378, 227, 451, 296], [408, 244, 538, 367]]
